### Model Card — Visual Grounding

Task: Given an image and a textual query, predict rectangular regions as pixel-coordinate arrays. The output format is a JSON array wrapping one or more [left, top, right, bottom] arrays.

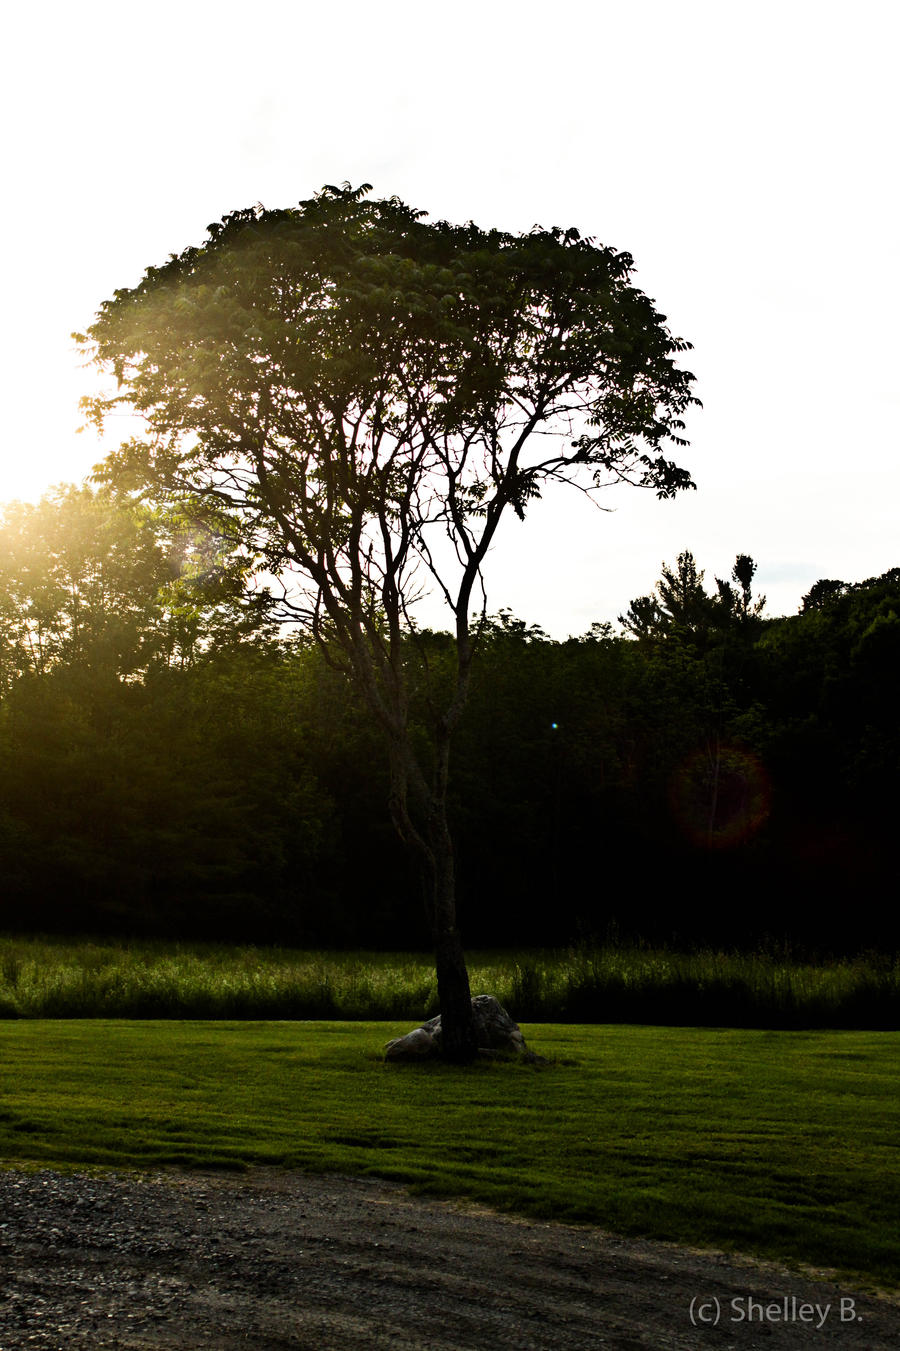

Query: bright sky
[[2, 0, 897, 634]]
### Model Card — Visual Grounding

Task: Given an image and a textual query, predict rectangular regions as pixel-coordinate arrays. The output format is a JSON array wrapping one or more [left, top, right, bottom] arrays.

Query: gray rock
[[383, 1026, 436, 1060], [385, 995, 527, 1061]]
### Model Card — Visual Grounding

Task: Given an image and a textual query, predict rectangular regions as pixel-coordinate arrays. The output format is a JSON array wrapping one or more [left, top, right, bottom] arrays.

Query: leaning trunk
[[427, 808, 477, 1063]]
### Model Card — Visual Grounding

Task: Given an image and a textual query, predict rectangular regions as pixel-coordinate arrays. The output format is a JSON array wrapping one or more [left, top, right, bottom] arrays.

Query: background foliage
[[0, 488, 897, 952]]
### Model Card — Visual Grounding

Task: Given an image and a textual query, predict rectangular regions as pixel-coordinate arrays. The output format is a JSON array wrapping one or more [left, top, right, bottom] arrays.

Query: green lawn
[[1, 1021, 898, 1288]]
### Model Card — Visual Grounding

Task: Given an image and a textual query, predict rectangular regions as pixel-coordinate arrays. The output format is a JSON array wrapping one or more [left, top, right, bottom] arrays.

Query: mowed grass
[[1, 1020, 898, 1288], [2, 935, 899, 1026]]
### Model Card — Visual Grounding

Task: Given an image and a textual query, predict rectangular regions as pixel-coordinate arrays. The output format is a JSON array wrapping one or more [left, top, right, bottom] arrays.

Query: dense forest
[[0, 486, 897, 953]]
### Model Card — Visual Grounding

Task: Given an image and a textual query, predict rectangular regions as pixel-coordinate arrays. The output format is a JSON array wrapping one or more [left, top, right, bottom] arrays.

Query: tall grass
[[0, 938, 439, 1021], [0, 935, 897, 1026], [508, 945, 900, 1028]]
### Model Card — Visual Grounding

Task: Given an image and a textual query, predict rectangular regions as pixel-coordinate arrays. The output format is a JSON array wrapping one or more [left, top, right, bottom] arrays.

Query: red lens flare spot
[[668, 744, 771, 850]]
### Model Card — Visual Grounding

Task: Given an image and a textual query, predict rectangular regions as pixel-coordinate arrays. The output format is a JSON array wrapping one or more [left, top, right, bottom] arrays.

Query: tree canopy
[[0, 486, 271, 691], [80, 184, 697, 657]]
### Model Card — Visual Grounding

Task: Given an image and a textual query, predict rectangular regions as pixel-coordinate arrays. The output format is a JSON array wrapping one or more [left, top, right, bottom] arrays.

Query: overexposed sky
[[2, 0, 897, 633]]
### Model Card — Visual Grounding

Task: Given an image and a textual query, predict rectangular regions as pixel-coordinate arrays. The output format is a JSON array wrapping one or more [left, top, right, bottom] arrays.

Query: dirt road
[[1, 1168, 897, 1349]]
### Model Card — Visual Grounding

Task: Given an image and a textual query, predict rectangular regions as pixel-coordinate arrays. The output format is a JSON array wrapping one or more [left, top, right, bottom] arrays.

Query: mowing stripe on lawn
[[1, 1020, 898, 1288]]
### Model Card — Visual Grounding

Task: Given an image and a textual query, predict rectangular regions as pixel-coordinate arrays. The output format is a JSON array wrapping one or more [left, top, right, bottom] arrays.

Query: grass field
[[1, 935, 899, 1026], [1, 1019, 898, 1289]]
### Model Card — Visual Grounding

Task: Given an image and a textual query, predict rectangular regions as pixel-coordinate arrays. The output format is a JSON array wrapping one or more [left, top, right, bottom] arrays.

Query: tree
[[619, 550, 772, 861], [0, 485, 273, 691], [656, 549, 712, 636], [621, 550, 765, 643], [0, 486, 171, 688], [620, 549, 712, 641], [714, 554, 766, 626], [800, 578, 847, 612], [79, 183, 698, 1059]]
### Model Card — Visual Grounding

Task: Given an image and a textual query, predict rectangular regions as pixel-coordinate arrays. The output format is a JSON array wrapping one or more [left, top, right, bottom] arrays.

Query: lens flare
[[668, 744, 771, 850]]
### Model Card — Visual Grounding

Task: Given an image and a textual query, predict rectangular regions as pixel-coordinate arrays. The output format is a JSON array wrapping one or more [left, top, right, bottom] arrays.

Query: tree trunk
[[427, 808, 477, 1063], [388, 733, 477, 1062]]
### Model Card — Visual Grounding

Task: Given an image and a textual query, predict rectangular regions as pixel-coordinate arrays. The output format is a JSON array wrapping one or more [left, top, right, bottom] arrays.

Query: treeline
[[0, 488, 897, 952]]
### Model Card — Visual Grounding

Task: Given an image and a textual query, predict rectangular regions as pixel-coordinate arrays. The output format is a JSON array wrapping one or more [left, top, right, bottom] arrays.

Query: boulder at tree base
[[385, 995, 529, 1062]]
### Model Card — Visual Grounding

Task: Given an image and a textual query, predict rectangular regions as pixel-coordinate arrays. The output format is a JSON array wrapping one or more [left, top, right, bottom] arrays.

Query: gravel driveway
[[1, 1168, 898, 1350]]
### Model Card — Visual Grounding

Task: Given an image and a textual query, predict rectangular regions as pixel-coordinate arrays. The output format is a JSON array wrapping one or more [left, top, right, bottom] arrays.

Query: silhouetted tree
[[620, 549, 712, 641], [800, 578, 847, 612], [715, 554, 766, 626], [78, 183, 698, 1058], [657, 550, 711, 635], [622, 550, 765, 643]]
